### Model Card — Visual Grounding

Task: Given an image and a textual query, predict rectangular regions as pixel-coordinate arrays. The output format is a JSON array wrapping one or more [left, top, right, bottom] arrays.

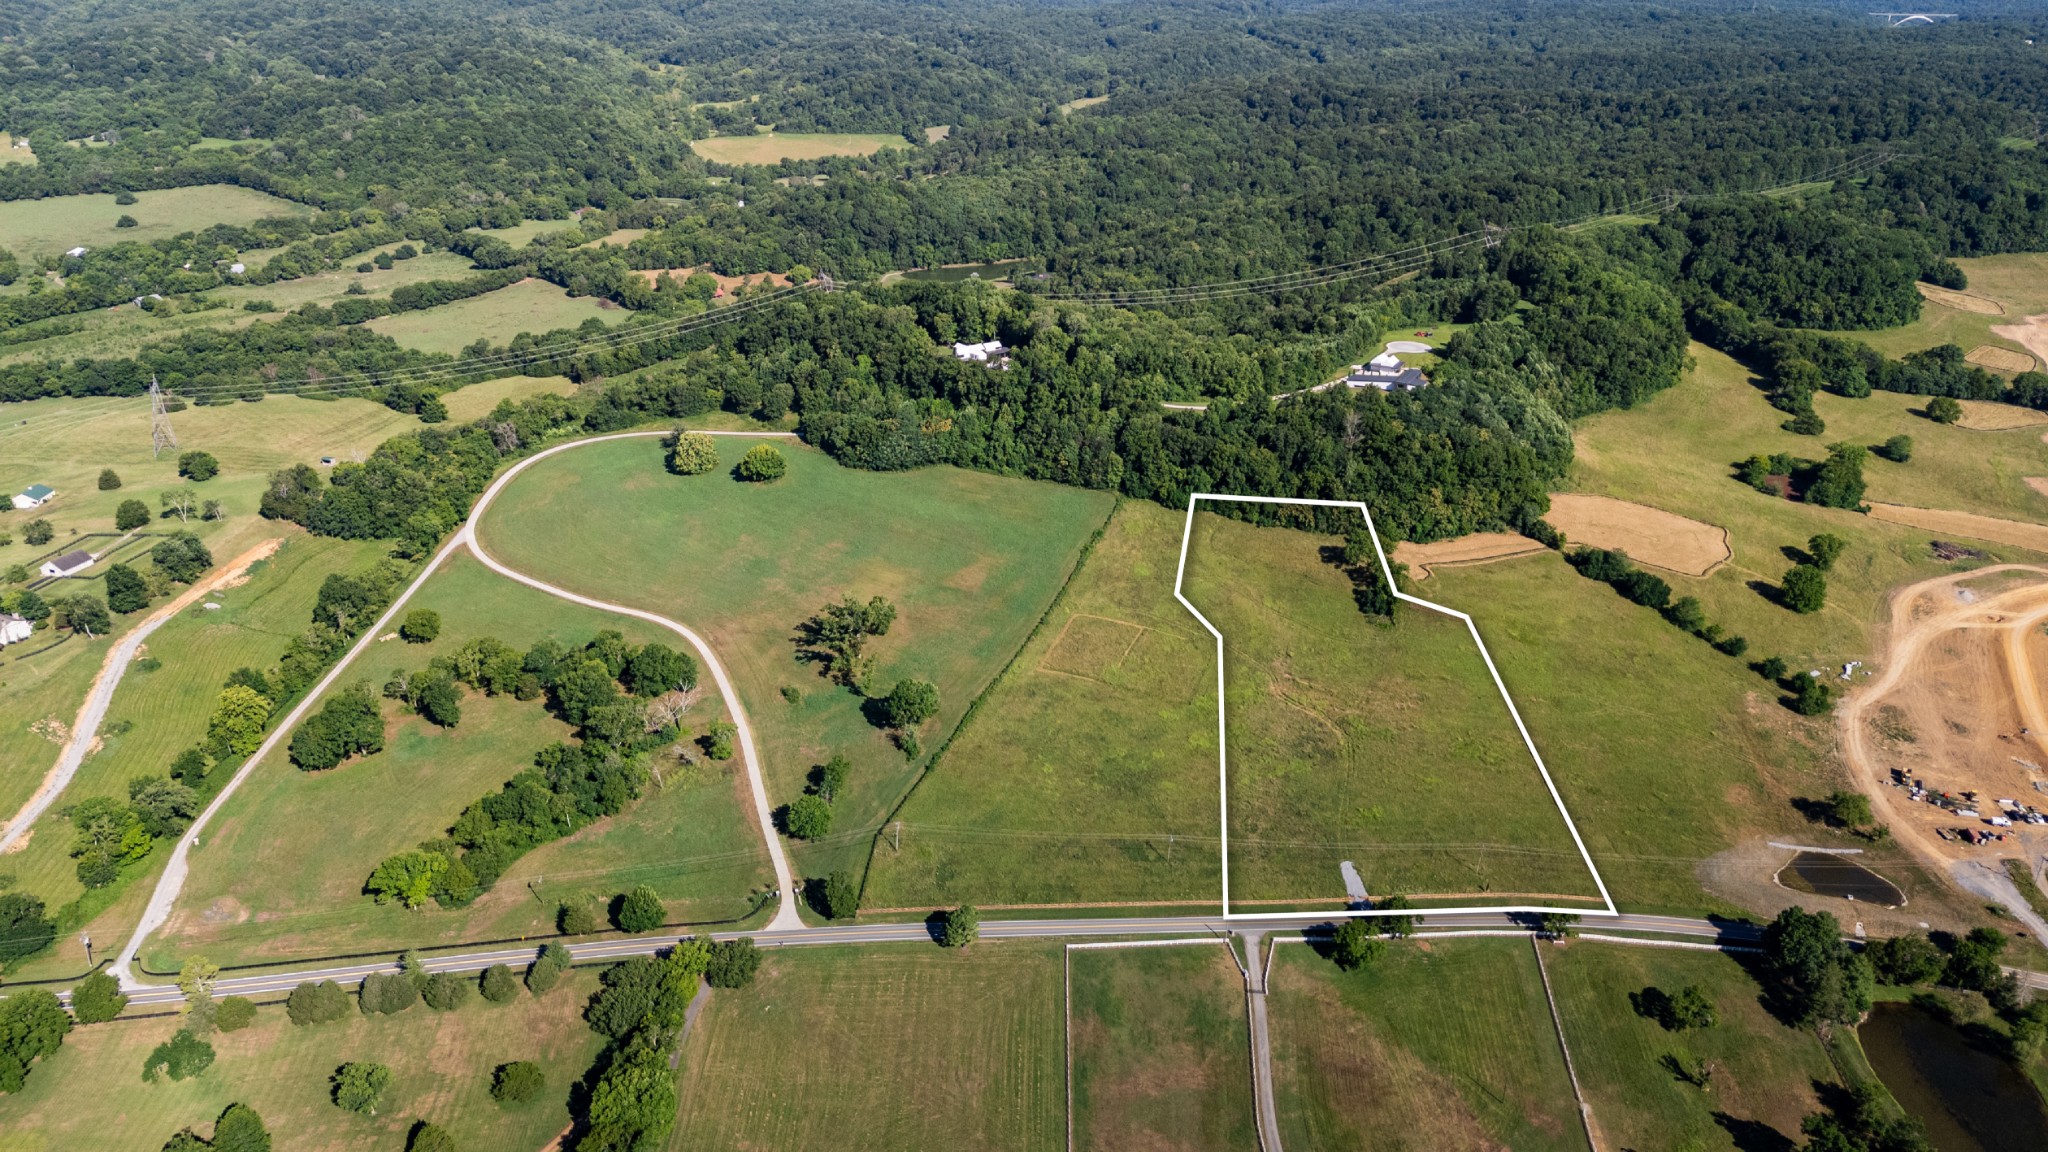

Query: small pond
[[900, 259, 1031, 283], [1775, 850, 1905, 906], [1860, 1001, 2048, 1152]]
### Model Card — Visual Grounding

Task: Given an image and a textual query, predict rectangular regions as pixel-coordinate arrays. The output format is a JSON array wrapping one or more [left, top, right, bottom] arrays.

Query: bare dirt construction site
[[1919, 281, 2006, 315], [1840, 565, 2048, 910], [1543, 493, 1731, 576]]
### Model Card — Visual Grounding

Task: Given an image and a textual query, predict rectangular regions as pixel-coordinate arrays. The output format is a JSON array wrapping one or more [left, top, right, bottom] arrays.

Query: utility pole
[[148, 376, 178, 459]]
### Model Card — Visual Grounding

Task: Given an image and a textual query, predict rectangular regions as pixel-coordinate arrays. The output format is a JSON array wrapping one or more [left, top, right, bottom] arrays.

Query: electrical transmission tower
[[148, 376, 178, 459]]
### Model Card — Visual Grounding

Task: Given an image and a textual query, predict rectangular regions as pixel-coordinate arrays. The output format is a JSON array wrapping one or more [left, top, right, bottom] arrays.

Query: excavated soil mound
[[1544, 493, 1731, 576], [1919, 282, 2005, 315], [1392, 532, 1548, 579]]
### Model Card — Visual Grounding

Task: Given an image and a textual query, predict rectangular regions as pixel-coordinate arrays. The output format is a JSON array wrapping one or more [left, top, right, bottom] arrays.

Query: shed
[[12, 483, 55, 509], [0, 613, 31, 646], [40, 550, 94, 578], [951, 339, 1006, 363]]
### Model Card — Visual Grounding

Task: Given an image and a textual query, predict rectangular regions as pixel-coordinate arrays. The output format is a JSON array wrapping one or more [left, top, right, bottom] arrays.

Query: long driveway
[[110, 430, 803, 988]]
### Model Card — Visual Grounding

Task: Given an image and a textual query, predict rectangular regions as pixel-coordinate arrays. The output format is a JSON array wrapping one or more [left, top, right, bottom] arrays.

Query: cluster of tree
[[1325, 898, 1418, 971], [0, 987, 69, 1093], [575, 942, 710, 1151], [1739, 444, 1868, 512], [0, 892, 58, 965], [783, 754, 852, 845], [287, 682, 384, 771], [160, 1103, 272, 1152], [1628, 983, 1718, 1032], [66, 775, 199, 888], [1566, 547, 1747, 658], [1757, 906, 1872, 1027], [104, 532, 214, 615]]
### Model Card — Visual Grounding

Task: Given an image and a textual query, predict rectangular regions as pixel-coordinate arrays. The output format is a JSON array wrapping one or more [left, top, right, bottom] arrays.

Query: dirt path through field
[[0, 537, 284, 854], [1838, 565, 2048, 900]]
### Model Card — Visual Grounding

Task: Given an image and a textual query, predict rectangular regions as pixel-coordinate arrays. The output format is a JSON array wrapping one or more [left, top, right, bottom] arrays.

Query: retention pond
[[1860, 1001, 2048, 1152], [1774, 850, 1905, 906]]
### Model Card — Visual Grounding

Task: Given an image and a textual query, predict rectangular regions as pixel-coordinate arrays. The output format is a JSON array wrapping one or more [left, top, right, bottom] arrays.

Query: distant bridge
[[1869, 12, 1957, 26]]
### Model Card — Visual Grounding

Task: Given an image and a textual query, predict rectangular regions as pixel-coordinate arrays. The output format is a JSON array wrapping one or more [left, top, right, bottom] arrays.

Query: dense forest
[[6, 0, 2048, 544]]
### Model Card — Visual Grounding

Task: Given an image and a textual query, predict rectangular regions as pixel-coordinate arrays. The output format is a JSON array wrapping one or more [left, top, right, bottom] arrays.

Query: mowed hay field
[[438, 375, 578, 424], [0, 969, 605, 1152], [0, 184, 311, 260], [0, 534, 390, 983], [1549, 942, 1839, 1151], [862, 500, 1221, 910], [210, 248, 481, 311], [1182, 510, 1604, 907], [1821, 252, 2048, 368], [673, 942, 1064, 1151], [1070, 944, 1257, 1152], [478, 436, 1115, 883], [365, 278, 622, 354], [155, 551, 772, 970], [688, 132, 906, 165], [0, 302, 268, 367], [1267, 939, 1582, 1152]]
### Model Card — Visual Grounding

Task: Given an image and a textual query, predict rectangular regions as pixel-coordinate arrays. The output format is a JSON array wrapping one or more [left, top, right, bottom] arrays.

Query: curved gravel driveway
[[111, 430, 803, 988]]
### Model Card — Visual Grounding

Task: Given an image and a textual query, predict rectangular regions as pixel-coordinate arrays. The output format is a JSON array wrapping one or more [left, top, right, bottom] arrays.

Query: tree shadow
[[1790, 796, 1838, 826], [921, 910, 950, 944], [1712, 1113, 1796, 1152], [1781, 544, 1813, 566], [1748, 579, 1787, 609]]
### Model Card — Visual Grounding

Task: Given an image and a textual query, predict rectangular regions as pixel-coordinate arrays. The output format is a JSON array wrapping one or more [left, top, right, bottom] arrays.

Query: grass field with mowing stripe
[[861, 500, 1220, 909], [673, 941, 1064, 1151], [0, 969, 603, 1152], [1548, 941, 1839, 1151], [1267, 938, 1582, 1152], [0, 185, 311, 261], [155, 550, 770, 971], [1070, 943, 1257, 1151], [1183, 511, 1604, 906], [1819, 252, 2048, 369], [365, 278, 623, 354], [478, 436, 1115, 886], [689, 132, 907, 165]]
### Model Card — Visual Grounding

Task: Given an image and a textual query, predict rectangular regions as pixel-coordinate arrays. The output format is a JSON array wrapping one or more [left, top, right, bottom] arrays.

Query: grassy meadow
[[154, 551, 771, 970], [1183, 510, 1605, 907], [477, 436, 1115, 885], [436, 376, 579, 424], [0, 969, 604, 1152], [365, 278, 622, 354], [861, 499, 1222, 910], [1548, 941, 1840, 1151], [1820, 252, 2048, 367], [688, 132, 907, 165], [0, 185, 311, 261], [0, 303, 262, 368], [211, 248, 480, 311], [1266, 938, 1583, 1152], [1069, 943, 1257, 1151], [672, 941, 1065, 1151]]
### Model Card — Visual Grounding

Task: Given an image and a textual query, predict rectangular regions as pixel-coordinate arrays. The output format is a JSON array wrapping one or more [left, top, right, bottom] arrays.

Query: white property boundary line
[[1172, 494, 1618, 922]]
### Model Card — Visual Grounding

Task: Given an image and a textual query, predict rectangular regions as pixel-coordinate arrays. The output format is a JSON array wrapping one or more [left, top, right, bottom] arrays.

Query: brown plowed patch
[[1543, 493, 1730, 576], [2027, 478, 2048, 501], [1965, 344, 2037, 374], [1919, 282, 2004, 315], [1993, 314, 2048, 370], [1955, 400, 2048, 430], [1867, 503, 2048, 555], [1392, 532, 1548, 580]]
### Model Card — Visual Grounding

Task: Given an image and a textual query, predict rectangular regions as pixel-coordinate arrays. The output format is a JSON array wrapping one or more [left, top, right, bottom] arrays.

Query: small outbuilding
[[0, 613, 32, 646], [12, 483, 55, 509], [951, 339, 1006, 363], [40, 550, 94, 579]]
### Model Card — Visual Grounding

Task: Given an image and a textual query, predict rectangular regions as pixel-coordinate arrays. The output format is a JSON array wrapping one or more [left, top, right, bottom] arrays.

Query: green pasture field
[[437, 375, 579, 424], [477, 220, 576, 248], [478, 436, 1114, 884], [154, 551, 771, 970], [673, 941, 1064, 1151], [0, 968, 604, 1152], [365, 278, 623, 355], [1267, 938, 1582, 1152], [689, 132, 908, 165], [861, 500, 1222, 910], [1182, 511, 1605, 906], [210, 248, 480, 312], [1070, 943, 1257, 1151], [0, 302, 259, 367], [190, 136, 274, 151], [0, 185, 312, 261], [1, 534, 389, 983], [1548, 941, 1839, 1151], [0, 131, 35, 164], [1820, 252, 2048, 368]]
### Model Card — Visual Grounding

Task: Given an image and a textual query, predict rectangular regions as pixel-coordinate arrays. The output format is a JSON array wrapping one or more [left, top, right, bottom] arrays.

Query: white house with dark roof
[[1343, 351, 1429, 392], [40, 549, 94, 578], [13, 483, 55, 509]]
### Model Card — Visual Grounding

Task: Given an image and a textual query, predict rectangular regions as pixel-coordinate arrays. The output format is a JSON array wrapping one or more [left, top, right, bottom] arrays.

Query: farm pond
[[1774, 850, 1905, 906], [1860, 1001, 2048, 1152]]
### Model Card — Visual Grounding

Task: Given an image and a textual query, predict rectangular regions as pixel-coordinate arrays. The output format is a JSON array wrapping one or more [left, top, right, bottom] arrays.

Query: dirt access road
[[1839, 565, 2048, 926]]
